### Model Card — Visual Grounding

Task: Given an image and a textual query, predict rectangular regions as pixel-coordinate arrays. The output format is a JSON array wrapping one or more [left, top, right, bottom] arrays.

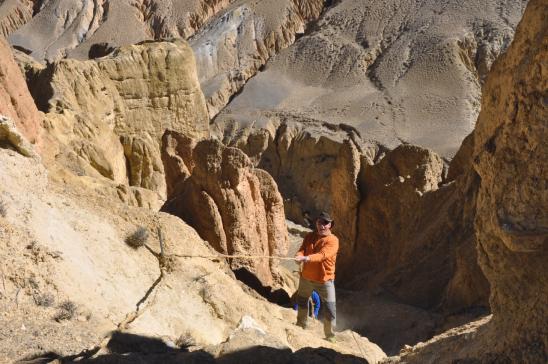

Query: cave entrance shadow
[[233, 268, 291, 306]]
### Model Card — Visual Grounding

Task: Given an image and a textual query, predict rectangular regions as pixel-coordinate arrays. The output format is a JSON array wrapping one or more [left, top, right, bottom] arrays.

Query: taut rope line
[[170, 253, 296, 261]]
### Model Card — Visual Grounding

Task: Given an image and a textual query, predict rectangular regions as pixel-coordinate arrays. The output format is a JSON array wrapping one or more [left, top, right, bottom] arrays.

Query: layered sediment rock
[[0, 36, 41, 146], [29, 40, 208, 199], [163, 138, 288, 289]]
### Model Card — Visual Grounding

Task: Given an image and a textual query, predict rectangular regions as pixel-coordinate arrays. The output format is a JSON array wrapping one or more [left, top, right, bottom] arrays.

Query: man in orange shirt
[[294, 211, 339, 342]]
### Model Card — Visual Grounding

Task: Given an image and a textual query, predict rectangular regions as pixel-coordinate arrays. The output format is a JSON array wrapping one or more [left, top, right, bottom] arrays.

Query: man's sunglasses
[[317, 219, 331, 226]]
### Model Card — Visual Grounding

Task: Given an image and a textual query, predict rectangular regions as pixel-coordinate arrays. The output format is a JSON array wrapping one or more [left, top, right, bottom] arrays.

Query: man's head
[[316, 212, 334, 236]]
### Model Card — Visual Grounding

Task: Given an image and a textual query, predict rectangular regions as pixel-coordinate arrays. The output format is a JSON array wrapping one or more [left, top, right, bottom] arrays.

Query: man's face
[[316, 219, 332, 236]]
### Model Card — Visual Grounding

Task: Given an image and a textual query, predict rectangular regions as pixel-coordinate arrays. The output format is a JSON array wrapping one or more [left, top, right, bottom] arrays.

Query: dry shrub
[[176, 333, 196, 348], [160, 255, 176, 273], [34, 292, 55, 307], [54, 300, 77, 322], [0, 200, 6, 217], [125, 227, 149, 249]]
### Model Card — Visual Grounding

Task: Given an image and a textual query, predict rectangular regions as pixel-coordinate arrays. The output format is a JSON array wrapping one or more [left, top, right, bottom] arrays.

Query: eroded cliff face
[[385, 0, 547, 362], [0, 36, 41, 146], [3, 0, 234, 61], [214, 116, 489, 313], [4, 0, 325, 120], [28, 40, 208, 200], [355, 143, 489, 310], [472, 0, 547, 358], [163, 138, 289, 291], [0, 135, 385, 363], [0, 0, 37, 37]]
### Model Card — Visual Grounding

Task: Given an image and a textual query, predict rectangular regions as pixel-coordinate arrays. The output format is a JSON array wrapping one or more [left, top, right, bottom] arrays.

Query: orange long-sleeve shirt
[[296, 232, 339, 283]]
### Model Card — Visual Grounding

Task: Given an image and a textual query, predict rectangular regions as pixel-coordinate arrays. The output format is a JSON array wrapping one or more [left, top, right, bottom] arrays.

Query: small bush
[[34, 292, 55, 307], [0, 200, 7, 217], [125, 227, 149, 249], [54, 300, 77, 322], [176, 333, 196, 348]]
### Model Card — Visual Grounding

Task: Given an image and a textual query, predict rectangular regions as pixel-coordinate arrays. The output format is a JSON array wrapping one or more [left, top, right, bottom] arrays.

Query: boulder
[[0, 114, 36, 158]]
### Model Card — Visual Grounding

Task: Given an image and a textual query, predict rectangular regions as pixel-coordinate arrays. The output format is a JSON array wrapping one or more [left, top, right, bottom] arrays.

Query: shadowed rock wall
[[472, 0, 547, 358]]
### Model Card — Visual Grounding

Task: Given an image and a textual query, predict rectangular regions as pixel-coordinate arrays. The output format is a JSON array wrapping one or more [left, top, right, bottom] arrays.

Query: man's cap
[[317, 212, 334, 223]]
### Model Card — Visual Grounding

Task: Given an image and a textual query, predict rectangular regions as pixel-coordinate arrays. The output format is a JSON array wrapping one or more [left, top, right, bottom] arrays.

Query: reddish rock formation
[[163, 138, 289, 289], [0, 36, 41, 146]]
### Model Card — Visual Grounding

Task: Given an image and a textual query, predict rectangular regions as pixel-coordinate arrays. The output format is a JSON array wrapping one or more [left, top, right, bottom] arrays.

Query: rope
[[170, 253, 296, 261]]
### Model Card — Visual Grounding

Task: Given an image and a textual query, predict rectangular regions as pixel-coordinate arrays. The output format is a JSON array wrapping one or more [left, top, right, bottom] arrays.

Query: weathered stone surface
[[30, 40, 208, 198], [216, 0, 528, 157], [215, 118, 488, 312], [357, 145, 445, 273], [385, 1, 547, 362], [256, 121, 363, 270], [161, 130, 197, 197], [472, 0, 547, 358], [0, 0, 36, 37], [191, 0, 325, 117], [353, 144, 489, 310], [0, 36, 41, 146], [5, 0, 233, 61], [163, 138, 288, 289]]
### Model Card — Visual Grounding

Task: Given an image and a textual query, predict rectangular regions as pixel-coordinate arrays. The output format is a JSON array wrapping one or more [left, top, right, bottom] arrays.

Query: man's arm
[[295, 234, 311, 261], [306, 236, 339, 263]]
